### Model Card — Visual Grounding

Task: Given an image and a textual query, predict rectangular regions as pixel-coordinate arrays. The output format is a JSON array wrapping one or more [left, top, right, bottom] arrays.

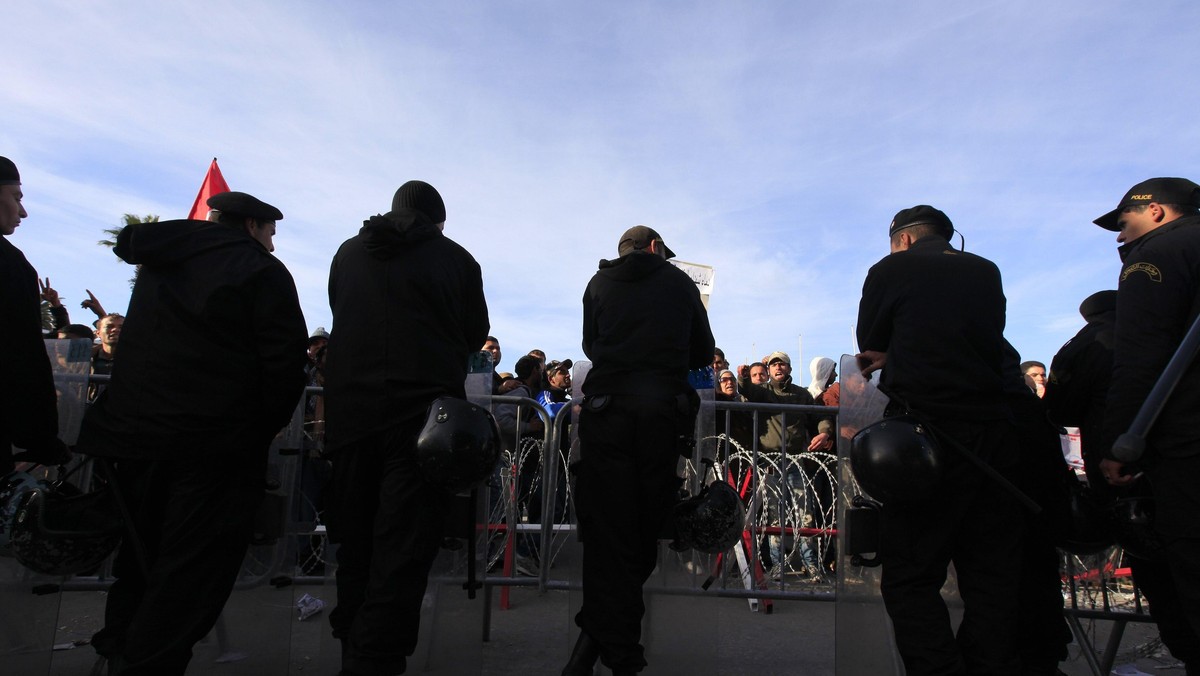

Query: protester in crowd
[[37, 277, 71, 334], [81, 289, 107, 326], [715, 368, 755, 489], [87, 312, 123, 401], [322, 180, 489, 676], [712, 347, 729, 374], [482, 336, 503, 393], [856, 204, 1023, 674], [1094, 177, 1200, 660], [77, 190, 307, 675], [92, 312, 123, 373], [563, 225, 713, 676], [737, 351, 823, 579], [748, 361, 769, 385], [1021, 359, 1047, 398], [493, 354, 547, 576], [0, 156, 70, 474]]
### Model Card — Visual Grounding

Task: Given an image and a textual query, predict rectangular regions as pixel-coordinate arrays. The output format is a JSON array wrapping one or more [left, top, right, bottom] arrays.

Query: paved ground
[[11, 550, 1187, 676]]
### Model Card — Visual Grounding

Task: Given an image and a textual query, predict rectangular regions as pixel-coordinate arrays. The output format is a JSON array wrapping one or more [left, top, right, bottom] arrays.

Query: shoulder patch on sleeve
[[1120, 262, 1162, 283]]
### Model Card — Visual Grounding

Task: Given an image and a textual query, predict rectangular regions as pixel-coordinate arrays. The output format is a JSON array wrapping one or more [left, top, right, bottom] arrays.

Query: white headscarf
[[808, 357, 836, 400]]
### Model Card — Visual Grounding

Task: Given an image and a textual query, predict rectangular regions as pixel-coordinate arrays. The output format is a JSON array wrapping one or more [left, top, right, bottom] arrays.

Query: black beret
[[1079, 290, 1117, 318], [391, 180, 446, 223], [0, 156, 19, 186], [889, 205, 954, 239], [207, 191, 283, 221]]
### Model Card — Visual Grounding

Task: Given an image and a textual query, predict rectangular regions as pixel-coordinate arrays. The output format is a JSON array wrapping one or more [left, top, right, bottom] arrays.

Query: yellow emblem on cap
[[1130, 194, 1153, 200], [1121, 262, 1162, 283]]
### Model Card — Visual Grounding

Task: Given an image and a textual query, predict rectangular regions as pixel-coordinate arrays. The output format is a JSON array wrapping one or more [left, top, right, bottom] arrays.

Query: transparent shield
[[408, 489, 484, 675], [45, 339, 91, 445], [834, 353, 902, 675], [641, 368, 718, 673]]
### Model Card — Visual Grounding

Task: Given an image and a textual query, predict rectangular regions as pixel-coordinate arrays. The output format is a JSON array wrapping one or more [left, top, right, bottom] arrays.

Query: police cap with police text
[[0, 157, 19, 186], [207, 191, 283, 222], [1093, 177, 1200, 231], [888, 205, 954, 239]]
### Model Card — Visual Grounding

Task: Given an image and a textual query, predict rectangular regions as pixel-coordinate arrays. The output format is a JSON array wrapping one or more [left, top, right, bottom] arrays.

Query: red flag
[[186, 158, 230, 220]]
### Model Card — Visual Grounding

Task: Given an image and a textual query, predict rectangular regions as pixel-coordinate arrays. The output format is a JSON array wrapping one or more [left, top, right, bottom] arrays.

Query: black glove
[[13, 438, 72, 466]]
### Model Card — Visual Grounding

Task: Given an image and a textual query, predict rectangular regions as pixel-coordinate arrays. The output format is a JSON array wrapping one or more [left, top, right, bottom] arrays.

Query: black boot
[[561, 631, 601, 676]]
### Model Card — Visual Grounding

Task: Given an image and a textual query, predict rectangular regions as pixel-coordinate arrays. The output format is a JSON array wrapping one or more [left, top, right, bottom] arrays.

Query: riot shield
[[834, 353, 902, 675], [45, 339, 91, 445], [641, 367, 718, 674], [404, 361, 491, 674], [0, 523, 60, 675], [565, 360, 589, 667]]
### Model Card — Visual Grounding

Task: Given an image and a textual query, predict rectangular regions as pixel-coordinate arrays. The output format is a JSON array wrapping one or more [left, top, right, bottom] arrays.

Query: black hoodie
[[77, 219, 308, 457], [323, 209, 489, 449], [582, 252, 714, 396]]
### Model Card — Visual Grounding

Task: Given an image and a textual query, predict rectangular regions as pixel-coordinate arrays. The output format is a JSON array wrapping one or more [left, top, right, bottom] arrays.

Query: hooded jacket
[[323, 209, 489, 450], [78, 219, 308, 457], [0, 236, 60, 469], [738, 373, 815, 454], [581, 252, 714, 397]]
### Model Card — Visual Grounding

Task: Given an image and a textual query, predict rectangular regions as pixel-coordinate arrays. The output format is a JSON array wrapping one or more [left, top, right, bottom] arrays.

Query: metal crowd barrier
[[30, 365, 1173, 673]]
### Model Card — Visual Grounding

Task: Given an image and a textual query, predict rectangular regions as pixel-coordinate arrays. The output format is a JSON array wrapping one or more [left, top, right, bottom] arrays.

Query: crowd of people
[[7, 150, 1200, 676]]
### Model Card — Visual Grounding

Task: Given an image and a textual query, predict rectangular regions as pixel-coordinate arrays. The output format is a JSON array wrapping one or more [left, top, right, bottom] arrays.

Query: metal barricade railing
[[42, 377, 1172, 671]]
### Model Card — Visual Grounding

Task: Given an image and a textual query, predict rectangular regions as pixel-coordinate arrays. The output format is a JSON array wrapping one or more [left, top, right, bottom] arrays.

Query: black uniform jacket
[[1103, 214, 1200, 459], [856, 236, 1008, 421], [581, 252, 714, 397], [0, 236, 60, 464], [323, 209, 489, 451], [77, 220, 308, 458], [1045, 310, 1114, 450]]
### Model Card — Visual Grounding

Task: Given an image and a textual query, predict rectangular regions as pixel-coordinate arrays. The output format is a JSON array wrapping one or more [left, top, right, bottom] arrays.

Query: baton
[[1111, 310, 1200, 463]]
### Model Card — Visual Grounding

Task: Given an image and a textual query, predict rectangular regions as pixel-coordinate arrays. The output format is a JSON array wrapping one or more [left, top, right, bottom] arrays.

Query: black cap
[[207, 191, 283, 221], [0, 157, 19, 186], [1079, 290, 1117, 319], [514, 355, 541, 381], [546, 359, 573, 373], [391, 181, 446, 223], [889, 205, 954, 239], [618, 225, 676, 259], [1093, 177, 1200, 231]]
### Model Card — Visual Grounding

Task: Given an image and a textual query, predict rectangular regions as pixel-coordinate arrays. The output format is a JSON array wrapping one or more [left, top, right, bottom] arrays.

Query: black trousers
[[878, 420, 1025, 676], [91, 449, 266, 676], [573, 393, 689, 674], [326, 420, 449, 676], [1146, 453, 1200, 668]]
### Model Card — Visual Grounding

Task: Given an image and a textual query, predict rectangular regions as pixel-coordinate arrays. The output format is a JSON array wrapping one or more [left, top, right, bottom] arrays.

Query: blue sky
[[7, 1, 1200, 380]]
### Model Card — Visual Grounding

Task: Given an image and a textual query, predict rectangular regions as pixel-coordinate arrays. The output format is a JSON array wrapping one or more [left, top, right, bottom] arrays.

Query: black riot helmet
[[672, 479, 745, 554], [850, 416, 948, 504], [9, 483, 124, 576], [1109, 496, 1165, 561], [0, 470, 50, 553], [416, 397, 503, 494], [1057, 483, 1115, 555]]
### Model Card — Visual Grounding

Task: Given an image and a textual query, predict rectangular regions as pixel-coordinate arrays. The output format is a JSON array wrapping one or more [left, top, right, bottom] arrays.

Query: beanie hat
[[391, 181, 446, 223]]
